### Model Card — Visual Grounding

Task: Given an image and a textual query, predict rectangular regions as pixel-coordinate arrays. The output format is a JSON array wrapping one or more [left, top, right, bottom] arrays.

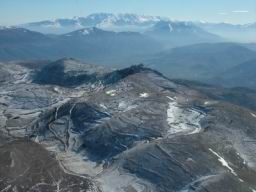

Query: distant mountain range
[[0, 27, 48, 44], [145, 21, 221, 48], [18, 13, 256, 42], [20, 13, 166, 34], [143, 42, 256, 89], [211, 59, 256, 89], [0, 23, 222, 63], [0, 16, 256, 90], [197, 22, 256, 43], [25, 13, 164, 27], [0, 26, 162, 64]]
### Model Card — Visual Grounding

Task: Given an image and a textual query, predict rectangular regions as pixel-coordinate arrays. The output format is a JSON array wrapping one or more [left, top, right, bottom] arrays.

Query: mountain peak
[[19, 13, 169, 34]]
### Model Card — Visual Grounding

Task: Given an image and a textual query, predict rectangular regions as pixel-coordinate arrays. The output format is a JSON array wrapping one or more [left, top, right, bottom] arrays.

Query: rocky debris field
[[0, 58, 256, 192]]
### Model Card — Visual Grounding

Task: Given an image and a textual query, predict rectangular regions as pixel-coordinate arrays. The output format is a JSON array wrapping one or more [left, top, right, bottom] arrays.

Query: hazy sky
[[0, 0, 255, 25]]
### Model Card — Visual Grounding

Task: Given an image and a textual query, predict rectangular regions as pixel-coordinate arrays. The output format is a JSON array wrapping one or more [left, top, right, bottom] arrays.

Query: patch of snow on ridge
[[100, 104, 108, 110], [168, 23, 173, 32], [166, 96, 175, 101], [251, 113, 256, 118], [44, 21, 61, 28], [14, 73, 29, 84], [166, 96, 205, 135], [118, 101, 127, 109], [106, 90, 116, 96], [140, 93, 149, 98], [118, 101, 137, 112], [57, 150, 104, 177], [209, 148, 237, 176], [97, 168, 153, 192], [204, 101, 210, 105], [81, 29, 90, 35], [204, 100, 218, 106]]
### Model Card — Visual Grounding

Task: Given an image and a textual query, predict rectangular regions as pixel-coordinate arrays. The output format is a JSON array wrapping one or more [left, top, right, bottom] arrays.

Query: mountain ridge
[[1, 58, 256, 191], [17, 12, 256, 43], [144, 42, 256, 81], [211, 58, 256, 90]]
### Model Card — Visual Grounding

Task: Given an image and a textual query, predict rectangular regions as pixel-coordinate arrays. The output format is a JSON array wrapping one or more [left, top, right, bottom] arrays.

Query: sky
[[0, 0, 255, 25]]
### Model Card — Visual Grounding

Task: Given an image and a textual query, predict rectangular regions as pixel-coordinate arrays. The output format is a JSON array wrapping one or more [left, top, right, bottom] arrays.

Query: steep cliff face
[[0, 59, 256, 192]]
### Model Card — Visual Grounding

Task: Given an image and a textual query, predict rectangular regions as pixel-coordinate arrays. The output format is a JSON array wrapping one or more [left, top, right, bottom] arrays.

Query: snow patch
[[118, 101, 137, 112], [204, 100, 218, 106], [1, 185, 12, 191], [81, 29, 90, 35], [53, 87, 61, 93], [34, 136, 40, 143], [14, 73, 29, 84], [52, 98, 71, 120], [125, 105, 137, 112], [100, 104, 108, 110], [118, 101, 127, 109], [57, 150, 104, 177], [43, 21, 61, 28], [209, 149, 244, 183], [166, 96, 205, 135], [204, 101, 210, 105], [106, 90, 116, 96], [251, 113, 256, 118], [139, 93, 149, 98], [70, 90, 85, 98], [236, 151, 247, 165], [168, 23, 173, 32], [209, 148, 237, 176], [97, 168, 152, 192], [166, 96, 175, 101]]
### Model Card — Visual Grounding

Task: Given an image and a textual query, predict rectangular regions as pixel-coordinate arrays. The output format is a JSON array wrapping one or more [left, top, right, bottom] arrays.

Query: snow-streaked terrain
[[209, 148, 237, 176], [166, 96, 205, 135], [1, 60, 256, 192], [251, 113, 256, 118], [97, 167, 154, 192], [106, 89, 117, 96]]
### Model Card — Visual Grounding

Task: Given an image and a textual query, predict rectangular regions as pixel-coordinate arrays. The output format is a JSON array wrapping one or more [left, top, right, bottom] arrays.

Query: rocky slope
[[0, 58, 256, 192]]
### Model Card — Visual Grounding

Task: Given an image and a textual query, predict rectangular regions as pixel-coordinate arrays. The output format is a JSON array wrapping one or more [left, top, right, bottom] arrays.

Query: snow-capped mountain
[[20, 13, 166, 34], [19, 13, 255, 42], [79, 13, 164, 26]]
